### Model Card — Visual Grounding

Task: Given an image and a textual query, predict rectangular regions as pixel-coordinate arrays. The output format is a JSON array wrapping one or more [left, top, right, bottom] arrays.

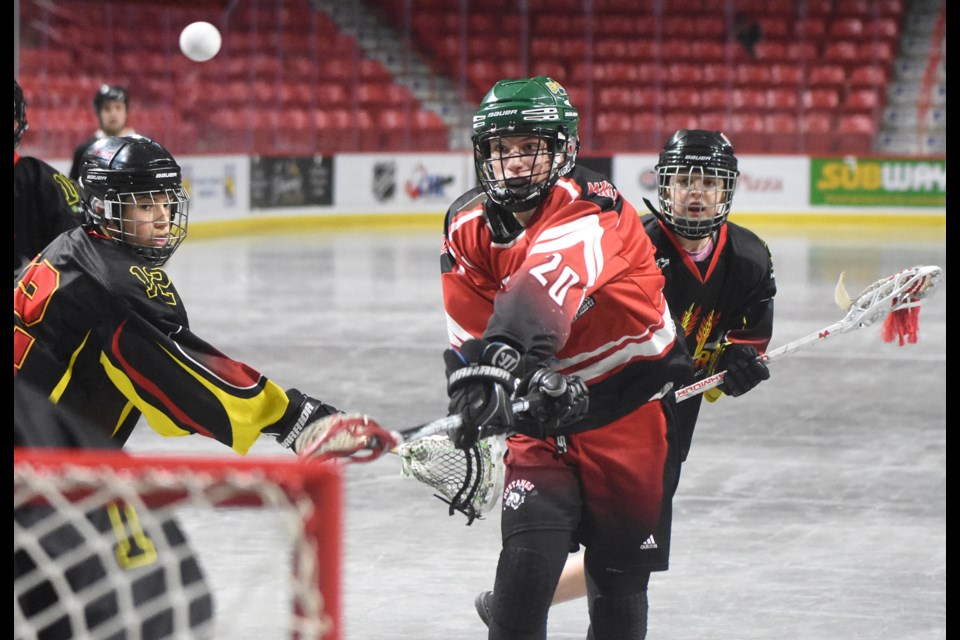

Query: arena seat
[[799, 113, 835, 155], [700, 63, 736, 87], [756, 17, 790, 40], [849, 65, 890, 89], [754, 41, 789, 62], [662, 112, 701, 137], [732, 88, 768, 112], [631, 86, 664, 109], [729, 113, 766, 153], [735, 64, 771, 87], [688, 41, 729, 63], [767, 88, 799, 112], [698, 111, 732, 132], [792, 17, 826, 39], [700, 88, 730, 111], [598, 86, 633, 110], [803, 88, 842, 111], [808, 66, 847, 90], [665, 87, 702, 110], [859, 41, 896, 67], [20, 0, 910, 157], [822, 41, 861, 67], [664, 64, 705, 87], [768, 64, 805, 88], [828, 17, 865, 40], [836, 114, 876, 154], [631, 112, 665, 151], [765, 113, 800, 153], [843, 89, 882, 117], [595, 111, 633, 151]]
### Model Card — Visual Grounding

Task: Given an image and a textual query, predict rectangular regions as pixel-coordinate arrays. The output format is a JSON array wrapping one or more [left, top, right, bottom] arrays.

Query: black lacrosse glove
[[444, 338, 525, 450], [713, 343, 770, 397], [514, 367, 590, 438], [274, 390, 340, 452]]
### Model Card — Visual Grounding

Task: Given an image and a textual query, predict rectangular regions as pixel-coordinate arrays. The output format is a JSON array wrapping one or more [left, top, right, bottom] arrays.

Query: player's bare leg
[[552, 552, 587, 604]]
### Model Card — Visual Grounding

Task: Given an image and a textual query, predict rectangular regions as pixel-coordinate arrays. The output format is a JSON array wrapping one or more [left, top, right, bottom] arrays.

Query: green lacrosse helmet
[[472, 76, 580, 212]]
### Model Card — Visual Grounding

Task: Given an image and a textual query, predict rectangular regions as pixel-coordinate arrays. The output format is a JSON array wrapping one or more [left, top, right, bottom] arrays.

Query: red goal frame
[[14, 447, 343, 640]]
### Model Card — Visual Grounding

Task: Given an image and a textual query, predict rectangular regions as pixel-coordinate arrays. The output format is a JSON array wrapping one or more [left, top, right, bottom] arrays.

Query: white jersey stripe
[[446, 314, 474, 347], [449, 209, 485, 235], [553, 305, 677, 383]]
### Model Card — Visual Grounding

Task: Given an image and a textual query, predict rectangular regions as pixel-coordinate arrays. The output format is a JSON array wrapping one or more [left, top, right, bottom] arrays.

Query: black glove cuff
[[275, 390, 339, 449]]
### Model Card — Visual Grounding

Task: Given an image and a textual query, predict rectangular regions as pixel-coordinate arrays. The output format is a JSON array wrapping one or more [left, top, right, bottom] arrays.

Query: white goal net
[[14, 448, 343, 640]]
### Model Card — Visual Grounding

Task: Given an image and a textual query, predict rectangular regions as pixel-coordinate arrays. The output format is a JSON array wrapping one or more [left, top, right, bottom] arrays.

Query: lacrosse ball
[[179, 21, 222, 62]]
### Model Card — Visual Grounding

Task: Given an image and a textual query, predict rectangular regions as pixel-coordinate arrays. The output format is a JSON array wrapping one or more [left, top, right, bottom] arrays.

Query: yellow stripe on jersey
[[49, 330, 92, 404], [101, 346, 289, 455]]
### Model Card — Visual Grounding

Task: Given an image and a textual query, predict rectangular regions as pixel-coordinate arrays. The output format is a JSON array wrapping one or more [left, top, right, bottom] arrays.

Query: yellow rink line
[[729, 212, 946, 242], [187, 213, 447, 239], [187, 211, 946, 242]]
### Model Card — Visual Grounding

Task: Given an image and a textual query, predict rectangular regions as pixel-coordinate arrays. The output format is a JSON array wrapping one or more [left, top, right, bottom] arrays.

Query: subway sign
[[810, 158, 946, 207]]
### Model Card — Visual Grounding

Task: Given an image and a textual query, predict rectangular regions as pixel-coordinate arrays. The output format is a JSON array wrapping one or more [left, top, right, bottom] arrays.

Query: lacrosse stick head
[[835, 265, 942, 345], [295, 413, 398, 464], [397, 434, 506, 525]]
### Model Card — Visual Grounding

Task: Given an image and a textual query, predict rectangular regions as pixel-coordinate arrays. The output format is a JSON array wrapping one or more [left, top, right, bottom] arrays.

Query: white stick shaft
[[673, 318, 849, 403], [673, 265, 941, 403], [394, 396, 536, 445]]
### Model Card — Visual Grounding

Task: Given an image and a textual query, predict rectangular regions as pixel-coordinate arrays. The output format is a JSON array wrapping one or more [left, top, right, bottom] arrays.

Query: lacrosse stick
[[388, 395, 546, 523], [395, 434, 507, 525], [673, 264, 943, 402], [296, 395, 543, 523]]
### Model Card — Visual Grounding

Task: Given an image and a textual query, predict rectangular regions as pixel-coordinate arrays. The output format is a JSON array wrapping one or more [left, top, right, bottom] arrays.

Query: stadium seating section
[[18, 0, 916, 157]]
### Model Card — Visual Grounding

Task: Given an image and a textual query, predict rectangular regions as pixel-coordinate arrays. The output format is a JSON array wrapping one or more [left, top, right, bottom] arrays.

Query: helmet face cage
[[655, 129, 739, 239], [89, 187, 189, 266], [471, 76, 579, 212], [14, 79, 28, 148], [656, 164, 738, 239], [79, 136, 188, 267], [474, 126, 576, 212]]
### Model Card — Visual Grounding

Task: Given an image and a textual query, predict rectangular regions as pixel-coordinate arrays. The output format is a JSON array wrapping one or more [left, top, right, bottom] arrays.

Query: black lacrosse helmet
[[654, 129, 740, 239], [93, 84, 129, 113], [78, 135, 189, 266], [14, 78, 28, 148]]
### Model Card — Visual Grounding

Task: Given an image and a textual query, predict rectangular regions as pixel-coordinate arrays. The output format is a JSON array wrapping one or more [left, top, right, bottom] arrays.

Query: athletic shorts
[[500, 399, 681, 573]]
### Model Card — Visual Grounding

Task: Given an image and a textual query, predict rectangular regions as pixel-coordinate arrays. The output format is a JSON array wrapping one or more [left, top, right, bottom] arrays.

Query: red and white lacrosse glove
[[275, 391, 395, 462], [293, 413, 397, 463]]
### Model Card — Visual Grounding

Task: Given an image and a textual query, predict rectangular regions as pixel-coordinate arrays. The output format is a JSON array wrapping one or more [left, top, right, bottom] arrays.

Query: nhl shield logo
[[373, 162, 396, 202]]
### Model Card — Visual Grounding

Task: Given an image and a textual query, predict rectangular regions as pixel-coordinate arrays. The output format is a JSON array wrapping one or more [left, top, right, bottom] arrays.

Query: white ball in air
[[179, 21, 222, 62]]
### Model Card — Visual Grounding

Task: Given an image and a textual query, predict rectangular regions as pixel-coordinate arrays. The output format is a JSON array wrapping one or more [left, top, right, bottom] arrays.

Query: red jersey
[[441, 166, 693, 431]]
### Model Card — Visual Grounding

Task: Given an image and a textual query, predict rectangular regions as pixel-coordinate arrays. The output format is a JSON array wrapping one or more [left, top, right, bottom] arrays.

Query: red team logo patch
[[587, 181, 618, 200]]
